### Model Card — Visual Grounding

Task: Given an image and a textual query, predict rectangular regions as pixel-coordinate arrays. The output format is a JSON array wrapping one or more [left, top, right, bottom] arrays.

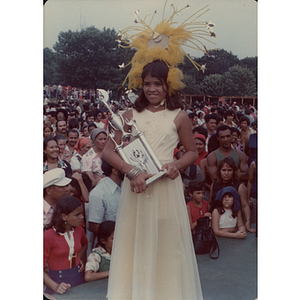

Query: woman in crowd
[[54, 134, 72, 163], [70, 137, 93, 173], [81, 128, 107, 187], [43, 137, 72, 177]]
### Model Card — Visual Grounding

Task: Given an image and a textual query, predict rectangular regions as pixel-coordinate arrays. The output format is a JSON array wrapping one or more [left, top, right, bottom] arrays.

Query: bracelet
[[126, 166, 141, 181]]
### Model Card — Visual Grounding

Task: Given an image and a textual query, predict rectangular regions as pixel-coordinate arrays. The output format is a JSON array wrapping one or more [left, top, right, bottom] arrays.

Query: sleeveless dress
[[107, 108, 203, 300]]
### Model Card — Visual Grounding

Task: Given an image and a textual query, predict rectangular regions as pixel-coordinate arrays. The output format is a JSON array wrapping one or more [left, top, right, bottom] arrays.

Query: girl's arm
[[211, 209, 246, 239], [85, 270, 109, 281], [43, 271, 71, 294]]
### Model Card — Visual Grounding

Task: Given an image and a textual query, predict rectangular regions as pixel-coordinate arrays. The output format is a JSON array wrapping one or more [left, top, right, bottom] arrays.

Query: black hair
[[70, 173, 93, 197], [207, 134, 220, 154], [43, 137, 58, 162], [192, 126, 208, 138], [230, 127, 241, 137], [68, 118, 79, 130], [44, 196, 82, 233], [204, 113, 217, 123], [239, 116, 250, 126], [216, 156, 238, 183], [216, 116, 224, 125], [188, 112, 197, 120], [134, 60, 185, 112], [216, 125, 231, 137], [54, 134, 67, 142], [188, 180, 206, 195], [67, 129, 79, 137], [224, 109, 235, 119], [101, 159, 113, 177], [211, 192, 238, 218], [96, 221, 115, 249]]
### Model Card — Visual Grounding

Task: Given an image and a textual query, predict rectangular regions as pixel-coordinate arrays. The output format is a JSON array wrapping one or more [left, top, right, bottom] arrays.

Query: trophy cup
[[97, 89, 167, 187]]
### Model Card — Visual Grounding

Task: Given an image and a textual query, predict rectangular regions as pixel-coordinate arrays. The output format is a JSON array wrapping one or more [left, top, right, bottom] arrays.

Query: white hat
[[43, 168, 71, 189]]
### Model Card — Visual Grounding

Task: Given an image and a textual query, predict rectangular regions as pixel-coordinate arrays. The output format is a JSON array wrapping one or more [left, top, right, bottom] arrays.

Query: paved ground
[[50, 230, 257, 300]]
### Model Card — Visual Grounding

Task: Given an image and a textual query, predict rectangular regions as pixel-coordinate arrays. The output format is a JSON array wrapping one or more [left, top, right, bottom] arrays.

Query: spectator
[[43, 196, 88, 295], [54, 134, 73, 163], [56, 108, 68, 122], [193, 134, 207, 167], [230, 127, 245, 153], [208, 157, 255, 233], [43, 137, 72, 178], [206, 125, 248, 183], [248, 120, 258, 166], [88, 122, 97, 135], [224, 109, 237, 127], [85, 221, 115, 281], [186, 180, 211, 233], [70, 137, 93, 173], [66, 129, 79, 156], [93, 109, 105, 129], [55, 119, 68, 138], [81, 128, 108, 187], [188, 112, 198, 129], [43, 168, 71, 228], [211, 186, 247, 239], [239, 116, 256, 153], [204, 113, 217, 151], [88, 159, 123, 248], [43, 122, 53, 140]]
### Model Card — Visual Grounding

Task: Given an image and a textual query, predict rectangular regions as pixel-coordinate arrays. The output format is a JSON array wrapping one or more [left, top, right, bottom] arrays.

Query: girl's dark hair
[[211, 193, 238, 218], [134, 60, 185, 112], [96, 221, 115, 249], [216, 157, 238, 183], [70, 173, 93, 196], [44, 196, 82, 233], [43, 137, 58, 162]]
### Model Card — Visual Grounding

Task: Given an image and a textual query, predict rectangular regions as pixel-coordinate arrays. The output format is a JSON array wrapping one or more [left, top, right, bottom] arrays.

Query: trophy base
[[145, 169, 168, 187]]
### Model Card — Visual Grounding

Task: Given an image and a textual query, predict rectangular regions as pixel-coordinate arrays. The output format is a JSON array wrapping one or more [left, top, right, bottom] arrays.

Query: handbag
[[192, 216, 220, 259]]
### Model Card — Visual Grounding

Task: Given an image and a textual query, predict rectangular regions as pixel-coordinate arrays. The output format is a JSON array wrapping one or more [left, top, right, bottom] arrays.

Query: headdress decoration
[[117, 0, 217, 96]]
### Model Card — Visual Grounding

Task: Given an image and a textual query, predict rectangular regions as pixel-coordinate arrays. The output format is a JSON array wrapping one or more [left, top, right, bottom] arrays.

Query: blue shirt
[[88, 177, 122, 224]]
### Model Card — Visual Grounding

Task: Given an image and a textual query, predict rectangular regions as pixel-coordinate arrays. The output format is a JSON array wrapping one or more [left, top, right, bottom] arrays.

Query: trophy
[[97, 89, 167, 187]]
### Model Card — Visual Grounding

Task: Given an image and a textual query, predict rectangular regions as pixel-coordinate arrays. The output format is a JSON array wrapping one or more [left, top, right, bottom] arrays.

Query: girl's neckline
[[145, 108, 166, 114]]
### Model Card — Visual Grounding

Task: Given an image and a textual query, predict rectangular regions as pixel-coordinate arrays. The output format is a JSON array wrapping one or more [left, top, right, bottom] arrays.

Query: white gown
[[107, 108, 203, 300]]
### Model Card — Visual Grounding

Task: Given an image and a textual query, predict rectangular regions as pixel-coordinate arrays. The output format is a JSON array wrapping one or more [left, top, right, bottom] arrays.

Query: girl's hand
[[236, 230, 247, 239], [161, 162, 180, 180], [130, 172, 153, 194], [55, 282, 71, 294]]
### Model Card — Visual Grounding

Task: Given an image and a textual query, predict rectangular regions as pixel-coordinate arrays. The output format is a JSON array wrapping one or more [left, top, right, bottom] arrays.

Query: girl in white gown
[[102, 60, 203, 300]]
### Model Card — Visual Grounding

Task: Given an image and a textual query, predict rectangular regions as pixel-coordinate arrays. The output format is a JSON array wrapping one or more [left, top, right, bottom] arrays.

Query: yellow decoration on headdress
[[118, 0, 217, 96]]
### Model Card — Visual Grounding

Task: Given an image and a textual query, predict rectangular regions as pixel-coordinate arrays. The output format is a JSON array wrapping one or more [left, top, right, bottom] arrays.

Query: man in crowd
[[43, 168, 71, 227], [66, 129, 79, 156], [56, 119, 68, 138]]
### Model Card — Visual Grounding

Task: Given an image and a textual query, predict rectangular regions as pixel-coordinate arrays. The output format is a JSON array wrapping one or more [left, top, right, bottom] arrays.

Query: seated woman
[[43, 196, 88, 295], [43, 137, 72, 178], [208, 157, 255, 233], [85, 221, 115, 281], [211, 186, 247, 239]]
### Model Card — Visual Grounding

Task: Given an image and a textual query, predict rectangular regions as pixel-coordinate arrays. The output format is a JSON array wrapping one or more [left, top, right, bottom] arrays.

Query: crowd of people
[[43, 85, 257, 297]]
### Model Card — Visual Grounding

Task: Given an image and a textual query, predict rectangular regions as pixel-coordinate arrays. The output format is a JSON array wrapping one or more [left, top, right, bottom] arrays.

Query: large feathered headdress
[[117, 0, 217, 96]]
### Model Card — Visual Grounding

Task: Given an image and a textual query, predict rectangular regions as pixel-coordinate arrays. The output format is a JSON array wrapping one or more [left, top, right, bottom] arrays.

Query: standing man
[[204, 113, 217, 151], [55, 120, 68, 138], [66, 129, 79, 156]]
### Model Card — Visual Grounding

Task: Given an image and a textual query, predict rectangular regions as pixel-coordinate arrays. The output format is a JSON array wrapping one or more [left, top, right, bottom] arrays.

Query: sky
[[44, 0, 257, 59]]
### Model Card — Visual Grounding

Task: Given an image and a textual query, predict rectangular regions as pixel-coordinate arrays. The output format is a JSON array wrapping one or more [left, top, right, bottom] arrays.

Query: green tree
[[43, 47, 59, 85], [199, 74, 225, 96], [223, 65, 256, 96], [53, 26, 134, 93]]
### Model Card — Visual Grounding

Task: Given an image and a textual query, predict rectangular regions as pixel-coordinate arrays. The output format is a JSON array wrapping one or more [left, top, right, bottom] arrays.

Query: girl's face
[[57, 139, 67, 154], [143, 75, 167, 108], [195, 138, 205, 154], [83, 127, 89, 137], [220, 163, 234, 182], [45, 140, 59, 160], [63, 206, 84, 229], [44, 127, 52, 138], [94, 133, 107, 150], [101, 231, 114, 254], [231, 132, 239, 145], [222, 193, 234, 209]]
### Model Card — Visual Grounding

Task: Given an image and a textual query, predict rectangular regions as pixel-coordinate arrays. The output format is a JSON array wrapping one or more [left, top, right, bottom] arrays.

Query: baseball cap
[[43, 168, 71, 189]]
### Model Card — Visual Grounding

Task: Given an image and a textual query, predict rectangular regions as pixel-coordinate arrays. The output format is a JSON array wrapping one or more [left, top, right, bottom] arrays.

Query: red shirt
[[44, 226, 88, 270], [187, 200, 208, 224], [195, 151, 207, 167]]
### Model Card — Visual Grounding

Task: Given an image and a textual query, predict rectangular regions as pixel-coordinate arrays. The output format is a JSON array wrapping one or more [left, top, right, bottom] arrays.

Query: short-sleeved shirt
[[85, 246, 111, 272], [81, 148, 102, 178], [88, 177, 122, 225], [43, 226, 88, 270]]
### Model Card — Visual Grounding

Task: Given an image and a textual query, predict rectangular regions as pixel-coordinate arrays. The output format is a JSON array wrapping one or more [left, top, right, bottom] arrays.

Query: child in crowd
[[186, 180, 211, 232], [211, 186, 247, 239], [85, 221, 115, 281], [43, 196, 88, 295]]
